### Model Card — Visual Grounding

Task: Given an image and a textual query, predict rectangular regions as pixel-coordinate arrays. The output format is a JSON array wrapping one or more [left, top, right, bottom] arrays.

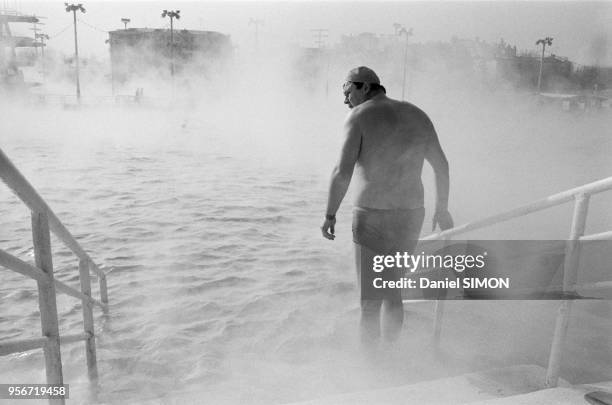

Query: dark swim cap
[[345, 66, 380, 84]]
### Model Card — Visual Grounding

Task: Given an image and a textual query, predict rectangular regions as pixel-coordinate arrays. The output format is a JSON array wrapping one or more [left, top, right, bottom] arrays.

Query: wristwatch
[[325, 214, 336, 221]]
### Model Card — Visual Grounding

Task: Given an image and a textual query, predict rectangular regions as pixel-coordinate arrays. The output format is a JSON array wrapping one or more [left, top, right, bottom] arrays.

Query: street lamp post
[[35, 33, 49, 82], [121, 18, 130, 30], [398, 26, 413, 101], [161, 9, 180, 76], [31, 21, 42, 57], [249, 18, 264, 51], [393, 22, 402, 36], [536, 37, 553, 93], [35, 33, 49, 57], [65, 3, 85, 102]]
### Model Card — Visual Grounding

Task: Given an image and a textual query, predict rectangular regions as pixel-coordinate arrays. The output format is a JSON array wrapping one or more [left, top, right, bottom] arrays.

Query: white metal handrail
[[0, 147, 109, 404], [419, 175, 612, 389], [423, 176, 612, 241]]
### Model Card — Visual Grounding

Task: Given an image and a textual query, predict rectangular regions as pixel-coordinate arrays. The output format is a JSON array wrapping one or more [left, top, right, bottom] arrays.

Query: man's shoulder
[[393, 99, 428, 117], [351, 96, 392, 116], [395, 101, 434, 126], [356, 97, 429, 119]]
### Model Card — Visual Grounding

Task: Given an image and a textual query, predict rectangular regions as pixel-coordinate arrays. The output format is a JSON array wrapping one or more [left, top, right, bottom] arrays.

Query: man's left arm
[[424, 124, 454, 232], [321, 114, 361, 240]]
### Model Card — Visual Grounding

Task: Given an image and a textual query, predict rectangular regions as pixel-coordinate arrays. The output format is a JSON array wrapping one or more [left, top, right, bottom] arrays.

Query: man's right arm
[[423, 118, 453, 231], [321, 112, 362, 240]]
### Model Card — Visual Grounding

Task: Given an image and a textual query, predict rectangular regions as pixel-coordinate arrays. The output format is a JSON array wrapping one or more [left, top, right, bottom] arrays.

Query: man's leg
[[382, 299, 404, 342], [355, 242, 382, 344], [380, 207, 425, 343], [360, 299, 383, 344]]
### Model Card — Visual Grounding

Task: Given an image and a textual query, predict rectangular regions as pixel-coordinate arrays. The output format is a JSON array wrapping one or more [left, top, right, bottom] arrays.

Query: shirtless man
[[321, 66, 453, 343]]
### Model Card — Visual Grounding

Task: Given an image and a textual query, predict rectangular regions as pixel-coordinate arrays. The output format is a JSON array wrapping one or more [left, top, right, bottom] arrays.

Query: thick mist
[[2, 2, 612, 404], [10, 1, 612, 65]]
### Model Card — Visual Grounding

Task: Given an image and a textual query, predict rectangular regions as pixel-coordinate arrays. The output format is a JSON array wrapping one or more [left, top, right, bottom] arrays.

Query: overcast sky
[[6, 1, 612, 65]]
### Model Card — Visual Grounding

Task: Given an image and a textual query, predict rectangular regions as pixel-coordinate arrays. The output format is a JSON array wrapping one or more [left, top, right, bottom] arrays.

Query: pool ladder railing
[[0, 148, 109, 404], [421, 175, 612, 389]]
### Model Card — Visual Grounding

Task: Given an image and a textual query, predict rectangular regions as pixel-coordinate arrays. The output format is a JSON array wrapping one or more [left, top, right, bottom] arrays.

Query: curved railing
[[418, 175, 612, 389], [0, 148, 109, 404]]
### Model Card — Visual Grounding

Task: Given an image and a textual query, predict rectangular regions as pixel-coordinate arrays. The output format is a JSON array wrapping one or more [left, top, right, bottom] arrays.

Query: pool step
[[471, 387, 612, 405], [286, 364, 567, 405]]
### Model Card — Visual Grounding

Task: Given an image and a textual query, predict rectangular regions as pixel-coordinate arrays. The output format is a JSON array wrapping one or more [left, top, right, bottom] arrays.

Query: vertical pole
[[537, 43, 545, 93], [546, 300, 572, 387], [255, 23, 259, 50], [32, 212, 65, 405], [401, 36, 408, 101], [170, 17, 174, 77], [110, 60, 115, 97], [40, 36, 46, 84], [79, 259, 98, 383], [33, 22, 39, 58], [432, 300, 444, 345], [432, 237, 450, 349], [545, 193, 589, 387], [73, 9, 81, 102], [99, 275, 108, 306], [325, 53, 330, 99], [109, 36, 115, 97], [562, 194, 589, 290]]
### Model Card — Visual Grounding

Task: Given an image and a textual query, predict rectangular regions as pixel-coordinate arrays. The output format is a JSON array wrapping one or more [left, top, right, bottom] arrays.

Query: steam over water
[[2, 88, 612, 403], [2, 13, 612, 401]]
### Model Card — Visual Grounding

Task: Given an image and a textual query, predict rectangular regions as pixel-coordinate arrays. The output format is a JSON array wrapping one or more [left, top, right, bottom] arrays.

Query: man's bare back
[[322, 65, 452, 239], [350, 95, 439, 210]]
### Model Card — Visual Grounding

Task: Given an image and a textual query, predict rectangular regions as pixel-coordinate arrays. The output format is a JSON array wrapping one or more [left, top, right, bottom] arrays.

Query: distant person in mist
[[321, 66, 453, 344]]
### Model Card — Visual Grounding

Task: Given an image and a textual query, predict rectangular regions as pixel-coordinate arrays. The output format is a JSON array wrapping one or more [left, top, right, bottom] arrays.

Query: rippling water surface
[[2, 96, 612, 404], [0, 102, 367, 404]]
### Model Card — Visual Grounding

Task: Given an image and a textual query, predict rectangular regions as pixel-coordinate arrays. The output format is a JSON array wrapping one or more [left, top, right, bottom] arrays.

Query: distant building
[[573, 65, 612, 92], [496, 54, 573, 91], [294, 47, 327, 89], [107, 28, 232, 81], [1, 10, 39, 90], [339, 32, 382, 53]]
